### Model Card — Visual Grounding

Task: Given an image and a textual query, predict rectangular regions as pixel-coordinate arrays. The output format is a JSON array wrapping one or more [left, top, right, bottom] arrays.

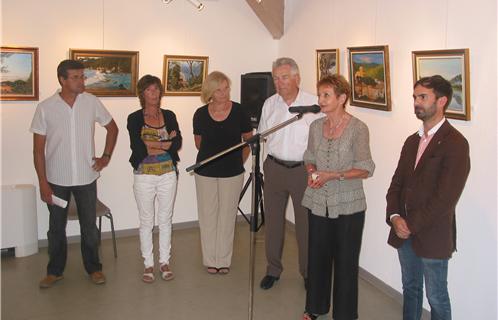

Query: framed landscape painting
[[1, 46, 39, 101], [412, 49, 470, 121], [69, 49, 139, 97], [348, 45, 391, 111], [316, 49, 339, 82], [163, 55, 208, 96]]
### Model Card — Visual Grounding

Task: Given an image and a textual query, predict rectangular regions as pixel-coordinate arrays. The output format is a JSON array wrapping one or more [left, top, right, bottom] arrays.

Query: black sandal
[[303, 312, 318, 320], [218, 267, 230, 275], [207, 267, 219, 274]]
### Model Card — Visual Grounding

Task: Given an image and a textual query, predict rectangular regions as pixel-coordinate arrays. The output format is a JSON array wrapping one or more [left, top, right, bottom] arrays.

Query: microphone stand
[[185, 112, 305, 320]]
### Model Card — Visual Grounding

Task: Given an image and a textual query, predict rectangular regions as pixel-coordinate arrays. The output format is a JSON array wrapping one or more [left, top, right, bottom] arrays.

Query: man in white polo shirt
[[30, 60, 118, 288], [258, 57, 321, 290]]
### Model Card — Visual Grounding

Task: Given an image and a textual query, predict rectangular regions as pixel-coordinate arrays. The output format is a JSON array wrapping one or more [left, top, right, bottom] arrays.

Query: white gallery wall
[[1, 0, 497, 318], [279, 0, 497, 319], [1, 0, 277, 236]]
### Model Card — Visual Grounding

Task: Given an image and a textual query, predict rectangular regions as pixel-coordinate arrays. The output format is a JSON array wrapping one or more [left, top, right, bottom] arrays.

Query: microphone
[[288, 104, 321, 114]]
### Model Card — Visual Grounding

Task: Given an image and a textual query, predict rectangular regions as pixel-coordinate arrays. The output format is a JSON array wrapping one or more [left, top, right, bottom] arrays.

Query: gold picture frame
[[162, 55, 209, 96], [69, 49, 139, 97], [412, 49, 471, 121], [316, 49, 340, 82], [348, 45, 391, 111], [1, 46, 39, 101]]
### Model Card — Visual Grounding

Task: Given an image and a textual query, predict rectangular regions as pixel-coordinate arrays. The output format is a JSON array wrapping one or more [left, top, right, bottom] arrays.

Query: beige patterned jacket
[[302, 116, 375, 218]]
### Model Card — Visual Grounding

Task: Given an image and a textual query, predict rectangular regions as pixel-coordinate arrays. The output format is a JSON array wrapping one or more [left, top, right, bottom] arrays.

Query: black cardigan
[[127, 108, 182, 170]]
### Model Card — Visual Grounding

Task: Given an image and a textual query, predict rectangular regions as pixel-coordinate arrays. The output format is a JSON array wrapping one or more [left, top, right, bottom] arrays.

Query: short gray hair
[[272, 57, 300, 76]]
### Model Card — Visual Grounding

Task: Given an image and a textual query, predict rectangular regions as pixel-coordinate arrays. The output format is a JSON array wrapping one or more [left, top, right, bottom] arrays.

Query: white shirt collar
[[418, 117, 446, 137], [276, 89, 303, 107]]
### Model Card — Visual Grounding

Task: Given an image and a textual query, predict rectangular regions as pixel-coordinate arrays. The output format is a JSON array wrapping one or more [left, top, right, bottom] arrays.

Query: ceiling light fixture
[[162, 0, 204, 11], [187, 0, 204, 11], [256, 0, 263, 3]]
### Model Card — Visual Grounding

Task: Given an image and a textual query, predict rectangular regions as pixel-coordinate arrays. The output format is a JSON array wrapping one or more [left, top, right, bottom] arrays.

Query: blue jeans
[[398, 238, 451, 320], [47, 180, 102, 276]]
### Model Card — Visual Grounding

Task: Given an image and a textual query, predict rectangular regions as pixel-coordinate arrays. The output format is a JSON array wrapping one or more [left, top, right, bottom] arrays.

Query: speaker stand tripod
[[238, 169, 264, 231]]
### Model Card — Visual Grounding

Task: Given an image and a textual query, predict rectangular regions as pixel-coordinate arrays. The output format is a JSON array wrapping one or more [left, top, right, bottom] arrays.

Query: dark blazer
[[386, 120, 470, 259], [127, 108, 182, 170]]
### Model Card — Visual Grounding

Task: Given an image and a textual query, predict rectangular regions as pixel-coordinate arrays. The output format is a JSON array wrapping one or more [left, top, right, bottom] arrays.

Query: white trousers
[[133, 171, 177, 268], [194, 173, 244, 268]]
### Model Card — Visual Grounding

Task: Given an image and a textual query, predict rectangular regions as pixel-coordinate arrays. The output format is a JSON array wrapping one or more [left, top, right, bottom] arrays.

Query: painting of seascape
[[1, 47, 39, 101], [70, 49, 139, 97]]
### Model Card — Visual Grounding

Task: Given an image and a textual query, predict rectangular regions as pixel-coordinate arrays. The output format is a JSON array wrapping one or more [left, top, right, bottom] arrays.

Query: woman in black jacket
[[127, 75, 182, 283]]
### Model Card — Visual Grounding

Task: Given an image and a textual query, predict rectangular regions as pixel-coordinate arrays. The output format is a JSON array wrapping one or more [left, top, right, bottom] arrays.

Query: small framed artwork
[[1, 46, 39, 101], [412, 49, 470, 121], [69, 49, 139, 97], [348, 45, 391, 111], [316, 49, 339, 82], [163, 55, 208, 96]]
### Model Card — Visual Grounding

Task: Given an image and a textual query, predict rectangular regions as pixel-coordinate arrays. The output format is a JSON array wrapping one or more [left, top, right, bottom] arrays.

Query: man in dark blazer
[[386, 75, 470, 320]]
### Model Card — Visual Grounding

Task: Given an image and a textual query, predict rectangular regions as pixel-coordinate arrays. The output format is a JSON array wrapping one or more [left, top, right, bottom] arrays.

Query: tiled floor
[[1, 224, 402, 320]]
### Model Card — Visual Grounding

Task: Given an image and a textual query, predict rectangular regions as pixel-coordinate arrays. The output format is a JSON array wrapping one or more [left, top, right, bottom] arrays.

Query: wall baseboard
[[358, 267, 430, 319], [37, 218, 429, 319], [37, 216, 244, 247]]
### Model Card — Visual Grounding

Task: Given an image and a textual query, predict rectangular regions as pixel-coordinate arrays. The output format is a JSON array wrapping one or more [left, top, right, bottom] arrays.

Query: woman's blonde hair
[[200, 71, 231, 104]]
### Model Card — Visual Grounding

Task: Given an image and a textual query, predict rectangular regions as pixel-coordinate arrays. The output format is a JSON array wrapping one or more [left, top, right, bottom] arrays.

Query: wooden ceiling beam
[[245, 0, 284, 39]]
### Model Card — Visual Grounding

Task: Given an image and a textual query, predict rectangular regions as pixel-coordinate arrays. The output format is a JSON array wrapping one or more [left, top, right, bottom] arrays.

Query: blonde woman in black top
[[193, 71, 252, 274]]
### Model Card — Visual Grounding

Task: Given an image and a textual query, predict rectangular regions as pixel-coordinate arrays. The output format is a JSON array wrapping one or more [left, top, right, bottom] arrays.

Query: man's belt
[[268, 154, 304, 169]]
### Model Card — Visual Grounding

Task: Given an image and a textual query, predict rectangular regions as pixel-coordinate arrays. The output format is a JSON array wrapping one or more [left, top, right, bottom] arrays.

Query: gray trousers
[[263, 157, 308, 278]]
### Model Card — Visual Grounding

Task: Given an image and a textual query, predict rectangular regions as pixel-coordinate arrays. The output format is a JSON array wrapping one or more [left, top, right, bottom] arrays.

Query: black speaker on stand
[[237, 72, 275, 230], [240, 72, 276, 129]]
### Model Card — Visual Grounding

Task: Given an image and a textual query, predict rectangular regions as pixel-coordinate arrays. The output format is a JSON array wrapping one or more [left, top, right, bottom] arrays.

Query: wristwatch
[[339, 173, 345, 181]]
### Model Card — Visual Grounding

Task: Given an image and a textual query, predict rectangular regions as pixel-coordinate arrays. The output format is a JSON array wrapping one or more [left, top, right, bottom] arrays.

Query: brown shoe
[[90, 271, 106, 285], [39, 275, 64, 288]]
